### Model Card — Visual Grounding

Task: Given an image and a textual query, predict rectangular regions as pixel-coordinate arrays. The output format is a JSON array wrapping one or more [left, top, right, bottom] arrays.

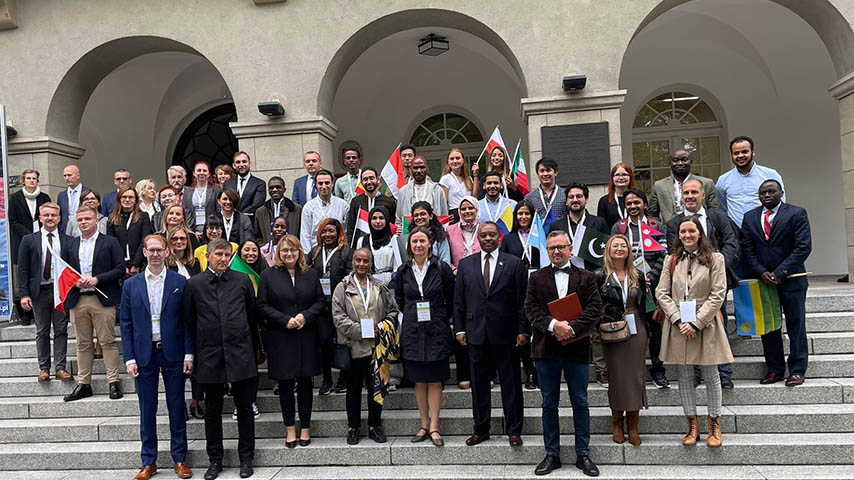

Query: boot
[[626, 411, 641, 446], [682, 415, 700, 446], [610, 409, 624, 444], [707, 416, 722, 448]]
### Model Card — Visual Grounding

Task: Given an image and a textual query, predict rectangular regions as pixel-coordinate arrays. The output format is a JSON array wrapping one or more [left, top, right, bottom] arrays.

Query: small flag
[[475, 126, 507, 166], [495, 203, 514, 235], [640, 222, 666, 252], [530, 212, 550, 268], [389, 223, 399, 235], [380, 145, 406, 198], [511, 140, 530, 196], [53, 254, 81, 313], [543, 208, 557, 234], [354, 182, 365, 195], [229, 254, 261, 294], [734, 280, 783, 336], [402, 215, 451, 234], [572, 224, 610, 267], [352, 208, 370, 247]]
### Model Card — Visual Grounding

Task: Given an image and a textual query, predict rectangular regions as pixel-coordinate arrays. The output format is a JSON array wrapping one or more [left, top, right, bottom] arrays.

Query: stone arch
[[316, 8, 528, 119]]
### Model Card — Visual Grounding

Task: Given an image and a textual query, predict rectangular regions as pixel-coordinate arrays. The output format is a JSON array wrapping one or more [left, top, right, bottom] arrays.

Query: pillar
[[830, 71, 854, 280], [6, 136, 86, 199]]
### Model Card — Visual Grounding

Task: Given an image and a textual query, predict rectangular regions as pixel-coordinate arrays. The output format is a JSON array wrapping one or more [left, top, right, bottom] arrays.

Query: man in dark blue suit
[[292, 151, 322, 206], [100, 169, 132, 217], [223, 151, 266, 218], [56, 165, 89, 235], [121, 235, 194, 480], [454, 222, 528, 447], [741, 179, 812, 387]]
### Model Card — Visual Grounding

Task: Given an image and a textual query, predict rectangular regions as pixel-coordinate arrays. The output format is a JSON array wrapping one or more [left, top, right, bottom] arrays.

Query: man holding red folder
[[525, 230, 602, 477]]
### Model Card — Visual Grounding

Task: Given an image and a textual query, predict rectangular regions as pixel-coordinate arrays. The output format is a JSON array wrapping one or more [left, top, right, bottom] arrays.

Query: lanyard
[[683, 256, 693, 301], [462, 225, 479, 255], [611, 272, 629, 309], [124, 214, 133, 260], [346, 171, 360, 196], [485, 198, 504, 222], [356, 276, 371, 314], [222, 214, 233, 241], [194, 187, 206, 208], [322, 246, 339, 274], [567, 212, 586, 244], [539, 188, 556, 219], [625, 218, 646, 256], [615, 194, 627, 219], [412, 261, 428, 299], [519, 230, 531, 262]]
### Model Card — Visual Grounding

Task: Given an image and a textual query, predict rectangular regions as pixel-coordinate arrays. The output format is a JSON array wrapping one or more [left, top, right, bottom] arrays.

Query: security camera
[[258, 101, 285, 117]]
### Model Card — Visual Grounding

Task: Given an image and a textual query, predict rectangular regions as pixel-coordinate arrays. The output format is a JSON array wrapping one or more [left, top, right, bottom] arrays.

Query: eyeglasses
[[613, 173, 631, 178], [547, 245, 570, 252], [120, 195, 136, 200], [206, 226, 223, 231], [281, 248, 299, 254], [171, 237, 188, 243], [145, 248, 165, 255]]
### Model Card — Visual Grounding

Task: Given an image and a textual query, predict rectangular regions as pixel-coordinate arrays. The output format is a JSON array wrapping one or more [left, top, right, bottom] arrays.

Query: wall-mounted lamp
[[562, 75, 587, 93], [418, 34, 449, 56], [258, 101, 285, 117]]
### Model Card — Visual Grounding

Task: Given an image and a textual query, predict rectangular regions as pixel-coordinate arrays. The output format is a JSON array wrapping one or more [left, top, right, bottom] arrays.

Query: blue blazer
[[60, 234, 125, 309], [17, 230, 72, 300], [292, 174, 317, 206], [224, 174, 266, 215], [120, 269, 193, 367], [741, 202, 812, 290], [100, 190, 118, 217], [57, 185, 90, 234]]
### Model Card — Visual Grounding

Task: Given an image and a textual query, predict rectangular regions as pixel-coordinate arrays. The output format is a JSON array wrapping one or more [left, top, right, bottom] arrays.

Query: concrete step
[[0, 379, 848, 420], [0, 325, 121, 342], [0, 434, 852, 470]]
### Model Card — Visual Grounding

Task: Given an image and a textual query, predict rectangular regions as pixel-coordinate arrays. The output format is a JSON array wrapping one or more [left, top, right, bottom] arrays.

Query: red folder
[[547, 293, 589, 345]]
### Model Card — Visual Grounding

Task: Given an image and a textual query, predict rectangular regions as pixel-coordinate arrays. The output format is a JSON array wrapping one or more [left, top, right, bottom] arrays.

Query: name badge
[[528, 268, 537, 279], [372, 272, 392, 285], [416, 301, 431, 322], [360, 318, 375, 339], [84, 270, 92, 277], [625, 313, 637, 335], [679, 299, 697, 324], [151, 314, 161, 334], [320, 278, 332, 296], [194, 210, 206, 227]]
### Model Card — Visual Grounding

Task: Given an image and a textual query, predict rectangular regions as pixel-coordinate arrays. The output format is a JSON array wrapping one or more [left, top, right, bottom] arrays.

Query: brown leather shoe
[[626, 411, 641, 446], [785, 374, 805, 387], [759, 372, 785, 384], [508, 435, 523, 447], [133, 465, 157, 480], [37, 369, 50, 382], [174, 462, 192, 479], [55, 368, 72, 381], [611, 409, 625, 444], [465, 434, 490, 446], [682, 415, 700, 446], [707, 416, 722, 447]]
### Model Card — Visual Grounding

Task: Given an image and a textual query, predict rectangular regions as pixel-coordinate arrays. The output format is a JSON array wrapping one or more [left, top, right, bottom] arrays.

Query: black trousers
[[346, 356, 382, 429], [647, 319, 665, 376], [469, 342, 523, 436], [202, 377, 256, 463], [279, 377, 313, 429], [454, 340, 470, 382], [762, 284, 809, 376], [517, 342, 535, 377]]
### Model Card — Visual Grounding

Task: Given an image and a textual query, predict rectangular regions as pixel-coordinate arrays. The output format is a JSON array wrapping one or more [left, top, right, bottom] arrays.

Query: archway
[[619, 0, 851, 275]]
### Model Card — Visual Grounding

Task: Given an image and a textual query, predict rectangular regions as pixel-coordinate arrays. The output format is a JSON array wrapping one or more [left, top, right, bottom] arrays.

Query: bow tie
[[553, 265, 571, 274]]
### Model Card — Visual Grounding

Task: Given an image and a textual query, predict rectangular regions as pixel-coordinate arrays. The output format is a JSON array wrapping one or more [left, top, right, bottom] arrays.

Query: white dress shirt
[[40, 227, 61, 285], [480, 250, 498, 289], [547, 263, 570, 332], [78, 232, 99, 291], [237, 173, 252, 198], [763, 204, 780, 226], [689, 206, 709, 234], [300, 195, 349, 253], [126, 267, 194, 365]]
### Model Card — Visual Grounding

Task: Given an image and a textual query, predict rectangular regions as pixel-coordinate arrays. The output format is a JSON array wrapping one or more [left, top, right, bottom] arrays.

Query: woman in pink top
[[446, 195, 482, 271], [261, 216, 288, 266]]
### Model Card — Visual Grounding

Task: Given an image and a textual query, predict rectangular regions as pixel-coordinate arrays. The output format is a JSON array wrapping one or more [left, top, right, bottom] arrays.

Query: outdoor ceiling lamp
[[418, 33, 449, 56], [563, 75, 587, 92]]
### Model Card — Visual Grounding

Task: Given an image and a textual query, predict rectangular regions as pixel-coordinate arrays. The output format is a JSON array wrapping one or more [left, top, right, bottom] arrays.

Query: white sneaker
[[232, 407, 238, 420], [252, 402, 260, 419]]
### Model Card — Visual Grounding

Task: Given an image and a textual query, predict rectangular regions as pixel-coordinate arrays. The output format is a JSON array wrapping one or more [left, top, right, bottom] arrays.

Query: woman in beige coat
[[331, 248, 399, 446], [656, 216, 733, 448]]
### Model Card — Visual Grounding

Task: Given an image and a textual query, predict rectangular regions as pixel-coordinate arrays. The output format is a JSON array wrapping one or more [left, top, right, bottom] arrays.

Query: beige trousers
[[70, 295, 120, 384]]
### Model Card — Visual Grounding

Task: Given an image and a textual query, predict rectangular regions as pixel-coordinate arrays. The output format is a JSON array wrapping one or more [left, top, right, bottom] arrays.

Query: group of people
[[9, 134, 811, 479]]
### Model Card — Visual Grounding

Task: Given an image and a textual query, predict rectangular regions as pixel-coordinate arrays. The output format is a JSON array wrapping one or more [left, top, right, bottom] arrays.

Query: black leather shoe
[[720, 376, 734, 389], [63, 383, 93, 402], [109, 381, 123, 399], [575, 454, 599, 477], [534, 455, 562, 475], [524, 373, 538, 390], [368, 426, 386, 443], [204, 462, 222, 480], [334, 381, 347, 394], [347, 427, 360, 445], [239, 461, 253, 478], [318, 380, 332, 395]]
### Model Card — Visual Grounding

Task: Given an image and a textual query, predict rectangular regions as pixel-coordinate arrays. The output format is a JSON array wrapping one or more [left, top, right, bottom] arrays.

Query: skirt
[[403, 358, 450, 383], [603, 311, 648, 411]]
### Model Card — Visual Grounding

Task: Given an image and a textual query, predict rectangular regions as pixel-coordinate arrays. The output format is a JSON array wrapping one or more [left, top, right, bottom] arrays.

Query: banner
[[0, 106, 11, 322]]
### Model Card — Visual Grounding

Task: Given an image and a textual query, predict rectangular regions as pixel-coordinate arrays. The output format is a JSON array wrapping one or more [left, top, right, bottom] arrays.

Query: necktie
[[43, 233, 53, 281], [763, 210, 772, 240], [310, 177, 317, 198], [692, 213, 701, 218], [483, 253, 491, 292], [238, 177, 246, 197]]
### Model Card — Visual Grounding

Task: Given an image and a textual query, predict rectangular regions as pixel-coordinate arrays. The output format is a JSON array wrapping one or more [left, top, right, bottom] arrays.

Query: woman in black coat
[[106, 185, 153, 276], [392, 226, 455, 447], [308, 218, 354, 395], [9, 169, 50, 265], [257, 234, 325, 448]]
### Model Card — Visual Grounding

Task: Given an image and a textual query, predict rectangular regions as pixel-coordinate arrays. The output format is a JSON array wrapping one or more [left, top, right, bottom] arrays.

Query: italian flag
[[511, 140, 530, 196], [380, 145, 406, 199], [53, 254, 81, 313], [229, 254, 261, 294]]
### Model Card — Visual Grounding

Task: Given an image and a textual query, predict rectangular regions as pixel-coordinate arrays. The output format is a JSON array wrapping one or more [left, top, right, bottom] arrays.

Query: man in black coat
[[183, 238, 262, 480], [224, 151, 266, 219], [454, 222, 528, 447], [548, 182, 609, 271], [525, 230, 602, 477], [9, 169, 51, 325], [741, 180, 812, 387]]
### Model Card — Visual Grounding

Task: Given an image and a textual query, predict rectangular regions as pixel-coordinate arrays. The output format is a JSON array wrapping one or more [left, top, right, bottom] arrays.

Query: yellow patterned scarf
[[371, 318, 400, 405]]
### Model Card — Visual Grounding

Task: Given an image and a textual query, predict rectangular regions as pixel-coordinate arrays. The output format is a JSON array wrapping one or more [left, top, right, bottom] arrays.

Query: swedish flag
[[734, 280, 783, 336]]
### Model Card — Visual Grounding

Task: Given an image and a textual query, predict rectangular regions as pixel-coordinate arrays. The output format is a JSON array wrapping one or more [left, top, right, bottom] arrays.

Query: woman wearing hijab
[[445, 196, 482, 272], [354, 206, 400, 275]]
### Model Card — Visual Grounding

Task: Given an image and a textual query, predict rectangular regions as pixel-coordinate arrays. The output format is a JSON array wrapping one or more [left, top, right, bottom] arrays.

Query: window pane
[[680, 137, 699, 153], [445, 114, 466, 132], [701, 164, 720, 181], [422, 114, 444, 133], [632, 142, 651, 168], [633, 106, 657, 128], [461, 121, 483, 142], [646, 93, 670, 116], [691, 100, 718, 123], [652, 167, 671, 182], [651, 140, 670, 168], [700, 136, 720, 166], [410, 126, 432, 146]]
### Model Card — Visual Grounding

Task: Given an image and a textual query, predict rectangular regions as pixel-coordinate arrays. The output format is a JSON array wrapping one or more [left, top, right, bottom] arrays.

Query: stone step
[[9, 465, 854, 480], [0, 434, 852, 470], [0, 379, 848, 420]]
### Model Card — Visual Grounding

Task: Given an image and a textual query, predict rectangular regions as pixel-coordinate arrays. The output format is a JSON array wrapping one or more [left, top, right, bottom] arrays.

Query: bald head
[[62, 165, 81, 188], [670, 148, 692, 179]]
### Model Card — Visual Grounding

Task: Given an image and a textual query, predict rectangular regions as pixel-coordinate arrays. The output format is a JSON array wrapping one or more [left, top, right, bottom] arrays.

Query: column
[[6, 136, 86, 200], [830, 72, 854, 279]]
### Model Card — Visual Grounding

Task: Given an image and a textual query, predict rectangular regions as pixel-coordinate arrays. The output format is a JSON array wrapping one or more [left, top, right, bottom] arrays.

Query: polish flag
[[476, 126, 507, 165], [380, 145, 406, 198], [52, 253, 81, 313], [640, 222, 666, 252]]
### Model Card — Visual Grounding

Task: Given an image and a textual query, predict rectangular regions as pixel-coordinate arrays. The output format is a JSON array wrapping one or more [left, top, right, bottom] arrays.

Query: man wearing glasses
[[525, 231, 602, 477], [101, 169, 133, 217]]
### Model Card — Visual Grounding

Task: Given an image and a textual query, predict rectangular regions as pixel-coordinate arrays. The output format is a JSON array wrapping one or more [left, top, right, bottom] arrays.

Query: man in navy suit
[[741, 179, 812, 387], [454, 221, 528, 447], [292, 151, 322, 206], [121, 235, 194, 480], [224, 151, 266, 218], [57, 165, 89, 235], [100, 169, 132, 217]]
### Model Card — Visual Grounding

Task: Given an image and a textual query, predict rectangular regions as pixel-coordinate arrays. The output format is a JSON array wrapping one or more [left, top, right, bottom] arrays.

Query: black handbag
[[332, 342, 352, 370]]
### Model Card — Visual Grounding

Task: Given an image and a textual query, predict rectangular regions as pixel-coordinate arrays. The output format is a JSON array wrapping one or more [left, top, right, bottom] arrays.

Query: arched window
[[410, 112, 483, 180], [631, 90, 724, 193], [171, 103, 239, 174]]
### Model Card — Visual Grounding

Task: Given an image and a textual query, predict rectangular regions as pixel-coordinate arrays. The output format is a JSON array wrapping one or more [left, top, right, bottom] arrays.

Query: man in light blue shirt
[[716, 136, 785, 228]]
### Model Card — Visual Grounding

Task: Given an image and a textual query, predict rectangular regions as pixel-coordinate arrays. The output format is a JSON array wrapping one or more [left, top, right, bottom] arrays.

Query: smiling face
[[272, 218, 288, 241], [268, 180, 284, 202], [39, 206, 60, 231], [537, 164, 555, 189], [342, 149, 361, 174], [412, 208, 430, 227], [168, 168, 186, 189], [81, 191, 100, 210], [566, 188, 587, 213], [546, 234, 571, 267], [477, 223, 499, 253], [240, 242, 259, 265], [609, 237, 629, 261], [169, 230, 189, 253], [361, 170, 378, 193], [409, 231, 430, 258], [679, 220, 700, 251], [447, 150, 464, 174], [205, 223, 223, 240], [218, 192, 233, 212], [193, 163, 209, 185], [321, 224, 338, 248], [670, 149, 692, 177], [166, 205, 185, 227], [277, 240, 299, 268], [624, 193, 645, 218], [459, 201, 477, 223], [159, 188, 177, 208], [120, 190, 137, 212], [216, 168, 232, 185], [490, 148, 505, 170], [315, 173, 333, 199], [352, 249, 372, 276], [681, 180, 705, 213], [730, 140, 754, 170], [613, 166, 631, 188], [370, 211, 387, 231], [232, 153, 251, 176], [484, 175, 502, 199], [516, 206, 532, 229]]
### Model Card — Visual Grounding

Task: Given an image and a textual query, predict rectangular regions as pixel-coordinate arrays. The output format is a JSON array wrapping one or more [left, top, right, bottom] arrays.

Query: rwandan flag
[[734, 280, 783, 336], [495, 203, 514, 235], [230, 254, 261, 294]]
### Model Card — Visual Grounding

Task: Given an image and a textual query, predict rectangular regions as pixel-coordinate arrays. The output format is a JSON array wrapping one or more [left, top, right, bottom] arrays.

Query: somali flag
[[733, 280, 783, 336]]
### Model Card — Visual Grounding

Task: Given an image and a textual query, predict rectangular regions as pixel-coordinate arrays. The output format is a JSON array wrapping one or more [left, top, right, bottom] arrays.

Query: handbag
[[332, 342, 352, 370], [599, 311, 630, 343], [652, 255, 679, 324]]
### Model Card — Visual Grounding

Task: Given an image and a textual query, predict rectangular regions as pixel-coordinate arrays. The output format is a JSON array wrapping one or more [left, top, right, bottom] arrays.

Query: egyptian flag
[[53, 254, 81, 313], [380, 145, 406, 198], [352, 208, 371, 247]]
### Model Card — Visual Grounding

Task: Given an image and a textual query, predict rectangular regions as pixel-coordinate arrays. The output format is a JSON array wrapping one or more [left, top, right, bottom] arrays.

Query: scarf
[[458, 195, 480, 232], [368, 206, 392, 250], [22, 186, 41, 200], [372, 317, 400, 405]]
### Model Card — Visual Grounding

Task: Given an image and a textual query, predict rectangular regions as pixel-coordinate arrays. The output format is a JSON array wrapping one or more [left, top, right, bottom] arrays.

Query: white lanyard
[[625, 218, 645, 256], [222, 214, 233, 241], [462, 224, 479, 255], [366, 194, 376, 212], [322, 246, 339, 274], [124, 214, 133, 260], [519, 230, 532, 262], [611, 272, 629, 309], [539, 188, 556, 219], [567, 212, 586, 244], [356, 276, 371, 314], [273, 199, 283, 218], [615, 194, 627, 219], [412, 261, 428, 299], [194, 187, 206, 208], [485, 198, 503, 222]]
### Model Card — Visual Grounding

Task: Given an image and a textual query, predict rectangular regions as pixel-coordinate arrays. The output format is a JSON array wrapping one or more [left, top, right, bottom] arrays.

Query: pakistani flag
[[571, 224, 610, 267], [229, 254, 261, 294]]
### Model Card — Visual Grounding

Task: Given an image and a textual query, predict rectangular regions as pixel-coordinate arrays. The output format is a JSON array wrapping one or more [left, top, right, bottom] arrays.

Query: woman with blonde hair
[[595, 234, 648, 446], [439, 147, 474, 223], [214, 164, 236, 186], [656, 216, 732, 448], [135, 179, 160, 220], [257, 235, 326, 448]]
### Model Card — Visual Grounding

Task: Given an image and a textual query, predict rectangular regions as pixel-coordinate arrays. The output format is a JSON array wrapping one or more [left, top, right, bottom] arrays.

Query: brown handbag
[[599, 311, 630, 343], [652, 255, 678, 324]]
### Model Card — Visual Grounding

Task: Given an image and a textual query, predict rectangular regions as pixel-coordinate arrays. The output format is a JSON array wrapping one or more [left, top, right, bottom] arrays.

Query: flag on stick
[[530, 212, 550, 268], [511, 140, 530, 196], [475, 126, 507, 165], [52, 255, 81, 313], [402, 215, 451, 234], [495, 203, 514, 235], [380, 145, 405, 198], [734, 280, 782, 336], [352, 208, 371, 247], [571, 224, 610, 267], [640, 222, 666, 252]]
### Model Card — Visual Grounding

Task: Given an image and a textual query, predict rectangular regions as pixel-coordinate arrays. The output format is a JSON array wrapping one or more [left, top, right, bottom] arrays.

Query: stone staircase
[[0, 280, 851, 479]]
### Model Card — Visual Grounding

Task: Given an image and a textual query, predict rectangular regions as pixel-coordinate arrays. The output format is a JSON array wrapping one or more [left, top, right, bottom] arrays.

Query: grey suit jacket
[[182, 185, 222, 231], [647, 174, 720, 223]]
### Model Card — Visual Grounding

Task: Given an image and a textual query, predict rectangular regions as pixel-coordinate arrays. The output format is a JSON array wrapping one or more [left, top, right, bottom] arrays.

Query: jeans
[[535, 357, 590, 457]]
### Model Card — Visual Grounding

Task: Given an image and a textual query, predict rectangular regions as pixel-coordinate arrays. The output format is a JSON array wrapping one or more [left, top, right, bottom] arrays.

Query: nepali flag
[[640, 222, 666, 252], [352, 207, 371, 247], [52, 252, 81, 313], [380, 145, 406, 198], [511, 140, 530, 196]]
